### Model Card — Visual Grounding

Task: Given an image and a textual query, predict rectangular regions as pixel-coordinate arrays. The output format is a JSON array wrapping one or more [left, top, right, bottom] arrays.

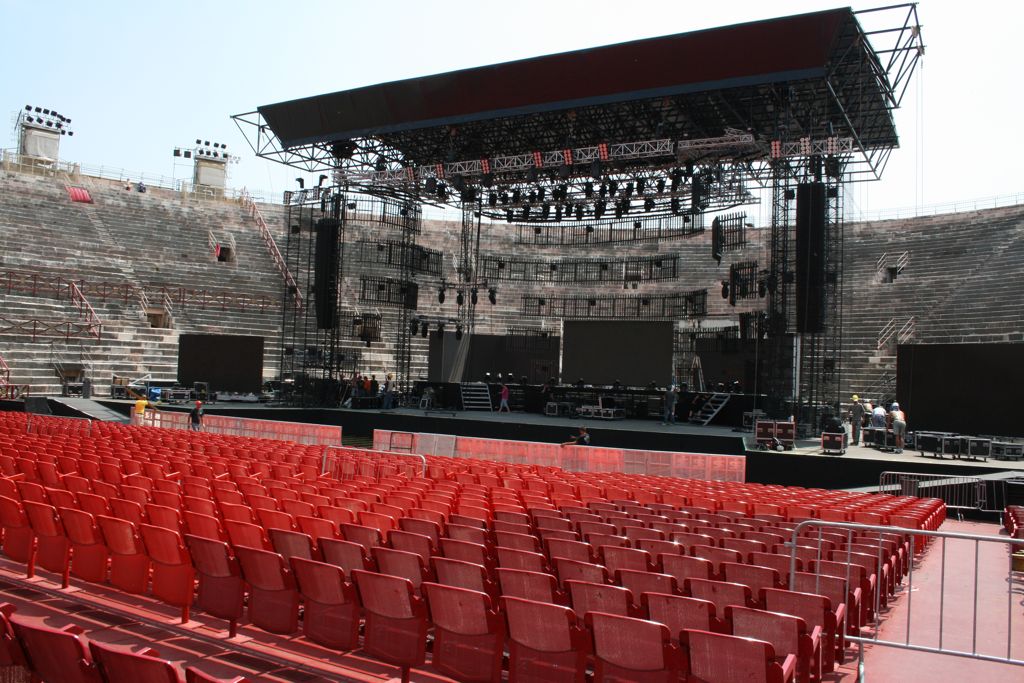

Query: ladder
[[459, 382, 493, 411], [690, 392, 730, 426]]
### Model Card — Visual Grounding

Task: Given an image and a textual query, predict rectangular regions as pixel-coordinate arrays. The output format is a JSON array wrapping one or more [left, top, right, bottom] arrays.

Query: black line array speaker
[[795, 182, 827, 334], [314, 218, 340, 329]]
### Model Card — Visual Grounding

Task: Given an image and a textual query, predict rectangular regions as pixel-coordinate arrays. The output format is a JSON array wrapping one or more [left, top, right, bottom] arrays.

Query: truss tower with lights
[[235, 5, 922, 428]]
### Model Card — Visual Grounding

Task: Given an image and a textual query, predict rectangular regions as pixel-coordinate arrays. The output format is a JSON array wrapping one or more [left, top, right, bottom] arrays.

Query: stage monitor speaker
[[314, 219, 340, 329], [795, 182, 827, 334]]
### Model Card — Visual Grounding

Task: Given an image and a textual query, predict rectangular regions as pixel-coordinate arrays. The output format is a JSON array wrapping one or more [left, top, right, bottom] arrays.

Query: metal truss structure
[[480, 255, 679, 284], [234, 5, 922, 409], [522, 290, 707, 320], [279, 189, 423, 406]]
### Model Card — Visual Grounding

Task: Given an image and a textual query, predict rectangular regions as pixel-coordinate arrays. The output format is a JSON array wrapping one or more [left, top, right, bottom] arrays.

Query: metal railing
[[240, 189, 302, 311], [140, 410, 341, 446], [321, 445, 427, 479], [68, 282, 102, 340], [879, 471, 986, 512], [789, 520, 1024, 676], [877, 315, 916, 349], [1, 149, 281, 205]]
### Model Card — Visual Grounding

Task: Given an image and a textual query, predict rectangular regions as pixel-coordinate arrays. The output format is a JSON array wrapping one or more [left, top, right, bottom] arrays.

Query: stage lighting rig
[[20, 105, 74, 136]]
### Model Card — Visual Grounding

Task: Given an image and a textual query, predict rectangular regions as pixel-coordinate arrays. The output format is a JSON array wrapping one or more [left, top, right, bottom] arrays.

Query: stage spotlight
[[421, 321, 429, 338], [456, 291, 465, 306], [437, 183, 448, 200], [506, 209, 514, 223], [542, 203, 550, 220], [410, 318, 420, 334], [657, 178, 666, 194], [528, 190, 537, 203], [721, 281, 730, 299], [558, 164, 571, 180], [595, 200, 607, 219], [555, 205, 563, 222], [425, 177, 437, 193], [521, 206, 530, 220], [295, 178, 304, 189], [624, 182, 634, 198], [318, 174, 328, 187], [438, 288, 446, 304], [528, 166, 538, 183], [584, 181, 594, 198], [471, 288, 479, 305], [500, 192, 509, 205], [455, 324, 463, 340], [482, 172, 494, 187], [575, 205, 583, 220], [644, 197, 655, 212], [614, 204, 623, 219], [599, 183, 608, 198], [637, 178, 646, 194], [609, 180, 618, 197], [512, 189, 521, 204], [670, 197, 681, 214], [488, 193, 497, 207], [488, 288, 497, 305], [591, 159, 603, 178], [538, 187, 546, 202]]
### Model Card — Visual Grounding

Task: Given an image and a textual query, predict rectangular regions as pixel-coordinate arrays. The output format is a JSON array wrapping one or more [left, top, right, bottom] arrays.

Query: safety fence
[[879, 471, 986, 512], [373, 429, 746, 481], [141, 411, 341, 446], [789, 520, 1024, 674], [321, 445, 427, 479]]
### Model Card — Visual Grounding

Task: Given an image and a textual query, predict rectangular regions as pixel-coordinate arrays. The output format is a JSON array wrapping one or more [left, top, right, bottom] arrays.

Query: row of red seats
[[0, 602, 245, 683]]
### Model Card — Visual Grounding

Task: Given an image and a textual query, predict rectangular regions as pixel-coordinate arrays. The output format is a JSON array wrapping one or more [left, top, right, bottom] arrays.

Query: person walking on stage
[[662, 385, 678, 425], [381, 374, 395, 409], [189, 400, 204, 432], [497, 382, 511, 412], [849, 394, 866, 446], [889, 402, 907, 453]]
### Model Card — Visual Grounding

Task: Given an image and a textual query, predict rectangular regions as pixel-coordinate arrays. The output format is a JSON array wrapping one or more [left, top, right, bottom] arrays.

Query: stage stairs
[[459, 382, 493, 411], [690, 392, 730, 426]]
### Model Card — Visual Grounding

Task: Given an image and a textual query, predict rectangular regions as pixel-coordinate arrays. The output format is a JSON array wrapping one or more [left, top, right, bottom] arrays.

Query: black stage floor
[[78, 399, 1023, 491]]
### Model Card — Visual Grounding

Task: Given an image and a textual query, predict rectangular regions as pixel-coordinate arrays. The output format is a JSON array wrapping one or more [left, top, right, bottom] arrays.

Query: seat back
[[566, 580, 634, 619], [422, 582, 504, 683], [642, 592, 718, 639], [291, 557, 360, 650], [496, 568, 560, 603], [352, 570, 428, 669], [587, 611, 678, 680], [501, 596, 588, 682], [684, 629, 783, 683], [89, 641, 179, 683], [268, 528, 316, 562], [11, 616, 103, 683], [616, 569, 678, 602], [320, 537, 373, 574]]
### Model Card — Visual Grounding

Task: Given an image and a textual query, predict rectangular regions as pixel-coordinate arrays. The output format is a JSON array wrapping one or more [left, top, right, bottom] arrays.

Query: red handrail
[[240, 189, 303, 311]]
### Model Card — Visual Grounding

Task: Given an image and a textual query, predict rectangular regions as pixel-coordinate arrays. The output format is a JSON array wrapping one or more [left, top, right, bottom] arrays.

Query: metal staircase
[[690, 392, 730, 426], [459, 382, 493, 411]]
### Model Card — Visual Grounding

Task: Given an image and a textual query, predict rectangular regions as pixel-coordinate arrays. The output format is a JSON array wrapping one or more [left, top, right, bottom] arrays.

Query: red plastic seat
[[138, 524, 195, 623], [144, 504, 183, 533], [728, 605, 822, 683], [268, 528, 317, 562], [494, 531, 541, 553], [109, 498, 147, 526], [0, 496, 35, 567], [586, 611, 681, 682], [10, 616, 102, 683], [398, 517, 442, 545], [233, 546, 300, 634], [223, 519, 272, 551], [373, 546, 432, 592], [75, 492, 111, 519], [642, 591, 722, 640], [600, 545, 654, 574], [791, 571, 853, 639], [431, 556, 498, 600], [555, 558, 609, 588], [501, 596, 588, 683], [183, 535, 245, 637], [352, 570, 428, 681], [422, 583, 504, 683], [496, 567, 564, 604], [183, 511, 227, 542], [764, 587, 843, 671], [339, 522, 383, 551], [22, 500, 70, 586], [89, 641, 180, 683], [682, 628, 796, 683], [616, 569, 678, 600], [685, 577, 756, 617], [566, 580, 636, 619], [496, 547, 547, 573], [297, 515, 339, 543], [290, 557, 360, 650], [96, 515, 149, 593], [388, 530, 436, 564], [0, 603, 27, 670], [58, 508, 109, 583], [320, 537, 374, 574], [439, 538, 493, 572], [722, 562, 783, 605], [691, 545, 743, 580], [546, 538, 593, 563]]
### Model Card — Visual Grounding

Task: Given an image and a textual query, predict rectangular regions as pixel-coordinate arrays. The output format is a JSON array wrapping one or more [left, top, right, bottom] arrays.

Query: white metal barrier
[[788, 520, 1024, 679], [879, 471, 986, 513]]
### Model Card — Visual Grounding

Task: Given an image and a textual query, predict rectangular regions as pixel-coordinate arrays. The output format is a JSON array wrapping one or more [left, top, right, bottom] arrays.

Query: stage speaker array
[[314, 218, 340, 329], [795, 182, 827, 334]]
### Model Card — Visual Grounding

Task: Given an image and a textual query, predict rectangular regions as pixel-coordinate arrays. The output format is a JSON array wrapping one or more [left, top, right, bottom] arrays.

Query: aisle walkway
[[857, 519, 1024, 681]]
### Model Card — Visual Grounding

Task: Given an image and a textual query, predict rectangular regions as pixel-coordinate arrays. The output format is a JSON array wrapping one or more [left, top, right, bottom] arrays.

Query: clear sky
[[2, 0, 1020, 219]]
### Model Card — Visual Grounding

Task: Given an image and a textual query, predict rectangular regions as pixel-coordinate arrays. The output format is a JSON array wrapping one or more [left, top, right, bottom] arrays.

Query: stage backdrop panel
[[178, 334, 264, 394], [562, 321, 673, 386], [896, 342, 1023, 437]]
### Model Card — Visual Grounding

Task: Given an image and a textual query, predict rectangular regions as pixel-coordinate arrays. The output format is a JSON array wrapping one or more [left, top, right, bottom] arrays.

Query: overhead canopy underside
[[257, 7, 899, 166]]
